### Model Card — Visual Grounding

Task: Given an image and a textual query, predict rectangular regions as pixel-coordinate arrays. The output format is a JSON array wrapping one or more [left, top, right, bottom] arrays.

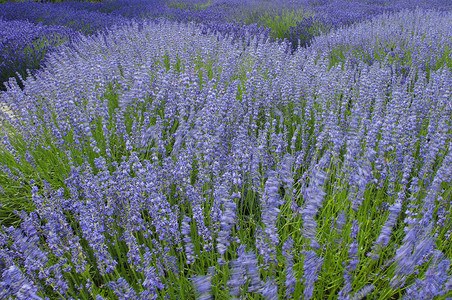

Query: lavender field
[[0, 0, 451, 299]]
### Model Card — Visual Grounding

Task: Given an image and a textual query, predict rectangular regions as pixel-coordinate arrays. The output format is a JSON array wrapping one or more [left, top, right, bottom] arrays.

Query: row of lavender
[[0, 7, 451, 299], [0, 0, 131, 91], [3, 0, 452, 92], [0, 0, 270, 91], [0, 17, 80, 91], [4, 0, 452, 37]]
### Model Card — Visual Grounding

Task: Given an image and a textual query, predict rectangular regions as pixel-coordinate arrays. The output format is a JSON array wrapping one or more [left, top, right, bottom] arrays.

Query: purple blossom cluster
[[0, 4, 451, 300]]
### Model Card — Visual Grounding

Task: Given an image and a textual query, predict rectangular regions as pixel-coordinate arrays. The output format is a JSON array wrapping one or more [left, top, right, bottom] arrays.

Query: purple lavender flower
[[351, 284, 374, 300], [391, 225, 436, 289], [302, 250, 324, 300], [2, 223, 63, 295], [184, 184, 215, 254], [368, 199, 402, 260], [261, 276, 278, 300], [108, 277, 138, 300], [283, 237, 296, 299], [301, 168, 327, 250], [257, 171, 282, 267], [227, 257, 248, 298], [140, 251, 164, 299], [123, 229, 142, 268], [403, 250, 450, 299], [339, 220, 360, 298], [245, 262, 263, 295], [0, 265, 42, 300], [191, 267, 215, 300], [334, 211, 347, 243], [181, 215, 196, 265], [216, 189, 237, 265], [76, 197, 118, 276]]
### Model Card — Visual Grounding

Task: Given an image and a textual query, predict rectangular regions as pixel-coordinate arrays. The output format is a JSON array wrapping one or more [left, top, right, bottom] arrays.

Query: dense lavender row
[[0, 1, 132, 35], [307, 8, 452, 75], [3, 0, 452, 94], [4, 0, 452, 48], [0, 0, 269, 92], [0, 1, 131, 91], [0, 5, 451, 300], [166, 0, 452, 50], [0, 17, 78, 91], [0, 0, 238, 30]]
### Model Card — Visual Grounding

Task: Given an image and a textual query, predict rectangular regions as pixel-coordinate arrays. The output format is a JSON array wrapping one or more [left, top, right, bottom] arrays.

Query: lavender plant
[[0, 3, 451, 300], [0, 1, 131, 34], [309, 8, 452, 78], [0, 17, 77, 91]]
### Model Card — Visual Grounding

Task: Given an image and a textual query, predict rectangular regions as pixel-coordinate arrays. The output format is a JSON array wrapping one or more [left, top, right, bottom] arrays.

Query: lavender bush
[[308, 8, 452, 78], [0, 17, 77, 91], [4, 0, 451, 93], [0, 3, 451, 300], [0, 1, 131, 34], [0, 0, 267, 92], [0, 1, 131, 92]]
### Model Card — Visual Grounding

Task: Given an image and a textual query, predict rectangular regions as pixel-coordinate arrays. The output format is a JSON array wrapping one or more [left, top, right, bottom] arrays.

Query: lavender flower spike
[[0, 265, 42, 300], [302, 250, 324, 300], [192, 267, 215, 300]]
